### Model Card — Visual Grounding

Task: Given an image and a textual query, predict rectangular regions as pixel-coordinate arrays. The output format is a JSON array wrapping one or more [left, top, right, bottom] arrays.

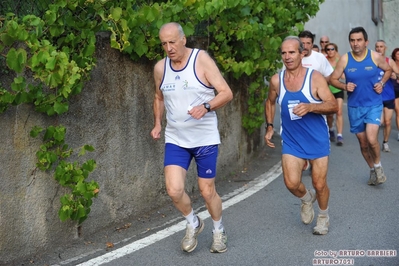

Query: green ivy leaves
[[6, 48, 27, 72], [0, 1, 99, 115], [31, 125, 98, 225], [110, 7, 122, 21]]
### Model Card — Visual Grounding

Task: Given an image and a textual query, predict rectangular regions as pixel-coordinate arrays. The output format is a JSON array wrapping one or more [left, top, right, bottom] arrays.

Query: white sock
[[374, 162, 381, 168], [337, 133, 342, 137], [184, 209, 199, 228], [213, 217, 224, 233], [319, 207, 329, 217], [300, 190, 312, 202]]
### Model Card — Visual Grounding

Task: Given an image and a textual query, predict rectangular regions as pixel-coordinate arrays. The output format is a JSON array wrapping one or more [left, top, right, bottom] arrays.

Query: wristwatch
[[380, 81, 385, 87], [266, 123, 274, 129], [203, 103, 211, 112]]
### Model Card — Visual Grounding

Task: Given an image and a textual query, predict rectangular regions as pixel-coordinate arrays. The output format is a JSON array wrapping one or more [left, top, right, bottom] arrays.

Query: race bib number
[[288, 103, 302, 120]]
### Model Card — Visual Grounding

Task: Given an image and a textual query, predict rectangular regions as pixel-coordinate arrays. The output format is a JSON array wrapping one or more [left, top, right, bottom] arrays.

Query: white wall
[[304, 0, 379, 56]]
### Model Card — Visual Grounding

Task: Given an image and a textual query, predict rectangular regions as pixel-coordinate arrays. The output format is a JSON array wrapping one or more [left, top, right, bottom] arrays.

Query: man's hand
[[150, 125, 161, 140], [187, 105, 207, 120], [264, 127, 275, 148], [293, 103, 312, 117], [345, 82, 357, 92], [373, 81, 384, 94]]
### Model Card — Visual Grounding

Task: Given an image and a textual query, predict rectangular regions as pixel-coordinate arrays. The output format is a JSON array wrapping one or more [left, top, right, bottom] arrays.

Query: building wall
[[305, 0, 379, 55], [381, 0, 399, 56]]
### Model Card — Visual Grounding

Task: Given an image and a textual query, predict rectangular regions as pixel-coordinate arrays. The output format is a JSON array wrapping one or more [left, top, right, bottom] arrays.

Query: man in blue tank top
[[151, 22, 233, 253], [330, 27, 392, 186], [264, 36, 338, 235]]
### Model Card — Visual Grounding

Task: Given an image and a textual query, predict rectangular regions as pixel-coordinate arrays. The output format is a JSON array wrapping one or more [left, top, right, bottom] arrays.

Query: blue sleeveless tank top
[[379, 57, 395, 101], [344, 49, 382, 107], [277, 69, 330, 159]]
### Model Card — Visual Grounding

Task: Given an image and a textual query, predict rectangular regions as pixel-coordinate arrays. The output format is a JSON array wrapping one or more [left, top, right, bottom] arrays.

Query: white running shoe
[[181, 217, 204, 252], [375, 166, 387, 185], [301, 189, 316, 224], [210, 230, 227, 253], [313, 214, 330, 235], [382, 142, 390, 152]]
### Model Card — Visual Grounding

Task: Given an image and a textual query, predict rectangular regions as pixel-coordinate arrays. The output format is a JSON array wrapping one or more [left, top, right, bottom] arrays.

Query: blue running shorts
[[164, 143, 219, 178], [348, 104, 382, 133]]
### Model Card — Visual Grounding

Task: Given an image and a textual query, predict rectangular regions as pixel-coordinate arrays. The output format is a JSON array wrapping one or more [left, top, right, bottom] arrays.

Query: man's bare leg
[[165, 165, 204, 252]]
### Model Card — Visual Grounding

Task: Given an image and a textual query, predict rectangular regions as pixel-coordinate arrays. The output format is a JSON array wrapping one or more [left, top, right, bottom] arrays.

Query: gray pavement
[[16, 104, 399, 266]]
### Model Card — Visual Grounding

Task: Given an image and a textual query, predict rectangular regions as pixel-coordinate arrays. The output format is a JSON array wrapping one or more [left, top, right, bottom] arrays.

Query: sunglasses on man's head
[[326, 48, 335, 51], [320, 41, 329, 43]]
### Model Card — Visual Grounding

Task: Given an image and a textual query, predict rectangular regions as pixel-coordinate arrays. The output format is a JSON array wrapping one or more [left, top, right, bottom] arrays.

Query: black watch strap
[[266, 123, 273, 129], [203, 103, 211, 112]]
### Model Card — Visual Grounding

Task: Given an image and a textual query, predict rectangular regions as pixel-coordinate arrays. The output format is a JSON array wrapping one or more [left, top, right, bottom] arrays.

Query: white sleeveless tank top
[[160, 49, 220, 148]]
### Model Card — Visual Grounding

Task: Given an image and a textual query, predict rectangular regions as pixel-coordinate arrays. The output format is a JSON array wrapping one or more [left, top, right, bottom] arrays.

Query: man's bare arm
[[329, 54, 348, 90], [200, 51, 233, 110], [151, 60, 165, 140], [293, 71, 338, 116], [389, 58, 399, 80], [373, 51, 392, 85], [264, 74, 279, 148], [312, 71, 338, 114], [265, 74, 279, 125], [186, 51, 233, 120]]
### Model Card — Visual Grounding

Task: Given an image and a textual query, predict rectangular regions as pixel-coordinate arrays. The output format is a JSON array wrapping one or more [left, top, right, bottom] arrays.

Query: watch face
[[205, 103, 210, 109]]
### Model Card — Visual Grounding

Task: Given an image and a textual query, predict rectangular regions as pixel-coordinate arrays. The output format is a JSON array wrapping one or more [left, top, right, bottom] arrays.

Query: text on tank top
[[344, 49, 382, 107], [160, 48, 220, 148]]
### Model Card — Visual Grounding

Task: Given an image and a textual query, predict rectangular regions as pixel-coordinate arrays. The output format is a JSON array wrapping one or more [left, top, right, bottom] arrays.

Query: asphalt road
[[18, 104, 399, 266]]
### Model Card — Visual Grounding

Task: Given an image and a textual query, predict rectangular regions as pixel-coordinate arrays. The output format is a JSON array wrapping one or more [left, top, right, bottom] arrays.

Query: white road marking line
[[70, 162, 282, 266]]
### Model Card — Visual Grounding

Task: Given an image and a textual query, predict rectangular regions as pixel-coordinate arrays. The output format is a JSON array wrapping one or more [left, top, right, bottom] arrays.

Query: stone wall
[[0, 32, 260, 263]]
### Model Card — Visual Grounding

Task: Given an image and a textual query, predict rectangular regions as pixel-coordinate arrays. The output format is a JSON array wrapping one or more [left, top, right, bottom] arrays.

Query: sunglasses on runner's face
[[326, 48, 335, 51]]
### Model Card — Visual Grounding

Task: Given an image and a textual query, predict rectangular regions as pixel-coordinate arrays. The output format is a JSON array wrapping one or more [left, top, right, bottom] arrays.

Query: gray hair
[[376, 39, 386, 45], [283, 36, 304, 53], [160, 22, 185, 38]]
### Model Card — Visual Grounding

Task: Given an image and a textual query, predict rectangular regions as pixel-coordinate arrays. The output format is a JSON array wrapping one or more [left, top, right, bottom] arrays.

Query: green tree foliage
[[0, 0, 323, 128], [0, 0, 323, 223], [101, 0, 324, 133]]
